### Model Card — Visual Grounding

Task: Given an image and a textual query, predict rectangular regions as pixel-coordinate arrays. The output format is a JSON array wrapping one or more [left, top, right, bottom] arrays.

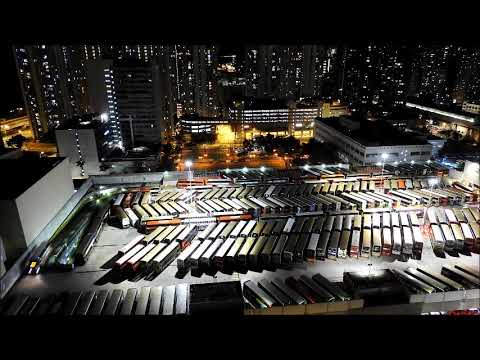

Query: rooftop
[[56, 113, 106, 131], [230, 97, 320, 110], [317, 116, 429, 147], [0, 157, 66, 200]]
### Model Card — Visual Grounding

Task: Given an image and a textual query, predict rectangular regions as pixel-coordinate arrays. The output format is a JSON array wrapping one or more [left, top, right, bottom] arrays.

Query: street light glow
[[304, 164, 310, 170], [225, 168, 230, 173], [321, 164, 326, 168], [242, 167, 248, 172], [410, 160, 415, 165], [185, 160, 192, 168], [394, 161, 398, 166], [260, 166, 266, 172], [381, 153, 388, 160], [376, 162, 382, 166], [426, 160, 431, 164]]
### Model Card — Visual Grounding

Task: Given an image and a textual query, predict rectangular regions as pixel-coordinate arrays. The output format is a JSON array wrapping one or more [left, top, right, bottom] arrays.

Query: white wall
[[56, 129, 100, 177], [0, 199, 25, 262], [15, 158, 74, 248]]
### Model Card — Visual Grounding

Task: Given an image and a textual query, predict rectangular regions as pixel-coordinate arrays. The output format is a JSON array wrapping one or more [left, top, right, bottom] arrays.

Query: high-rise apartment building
[[416, 45, 455, 106], [14, 45, 89, 139], [339, 44, 410, 114], [173, 45, 219, 117], [244, 45, 337, 101], [452, 47, 480, 104]]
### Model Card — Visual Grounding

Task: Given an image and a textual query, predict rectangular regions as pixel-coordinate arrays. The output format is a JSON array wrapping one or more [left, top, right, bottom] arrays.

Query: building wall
[[0, 159, 73, 262], [0, 199, 25, 264], [462, 102, 480, 115], [56, 128, 100, 177], [15, 158, 74, 251], [229, 107, 319, 132]]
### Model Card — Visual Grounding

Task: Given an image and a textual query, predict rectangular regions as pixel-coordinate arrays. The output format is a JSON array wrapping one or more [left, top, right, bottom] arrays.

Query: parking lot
[[11, 220, 479, 299]]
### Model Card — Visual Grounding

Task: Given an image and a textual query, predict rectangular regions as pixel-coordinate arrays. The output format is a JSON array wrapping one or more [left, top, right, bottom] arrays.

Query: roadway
[[178, 143, 287, 171]]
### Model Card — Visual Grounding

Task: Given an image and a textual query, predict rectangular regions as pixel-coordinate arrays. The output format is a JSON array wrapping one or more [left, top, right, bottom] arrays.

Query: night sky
[[1, 45, 23, 117]]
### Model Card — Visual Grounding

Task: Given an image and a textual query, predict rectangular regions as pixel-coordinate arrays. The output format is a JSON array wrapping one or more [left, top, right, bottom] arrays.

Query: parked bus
[[349, 229, 361, 258], [431, 224, 445, 249], [372, 228, 382, 257], [460, 222, 475, 251], [392, 227, 402, 255], [372, 213, 381, 229], [412, 226, 424, 259], [399, 212, 410, 227], [402, 226, 413, 256], [111, 206, 130, 229], [327, 231, 340, 260], [440, 224, 456, 251], [382, 212, 391, 228], [338, 230, 351, 258], [450, 223, 465, 250], [361, 228, 371, 257], [363, 214, 372, 229], [381, 227, 392, 256]]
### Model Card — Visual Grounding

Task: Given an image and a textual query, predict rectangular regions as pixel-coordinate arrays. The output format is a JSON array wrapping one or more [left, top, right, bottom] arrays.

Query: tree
[[75, 159, 86, 175], [163, 143, 173, 156], [7, 134, 27, 149]]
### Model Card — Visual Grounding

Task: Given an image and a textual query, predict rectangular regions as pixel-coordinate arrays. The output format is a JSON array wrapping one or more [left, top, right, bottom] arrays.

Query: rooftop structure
[[314, 116, 433, 165]]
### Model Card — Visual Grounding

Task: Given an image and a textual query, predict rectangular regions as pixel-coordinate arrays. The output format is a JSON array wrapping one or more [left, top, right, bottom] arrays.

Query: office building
[[180, 114, 228, 133], [228, 98, 320, 134], [0, 157, 74, 262], [321, 101, 350, 118], [462, 102, 480, 115], [86, 58, 176, 149], [314, 116, 433, 165]]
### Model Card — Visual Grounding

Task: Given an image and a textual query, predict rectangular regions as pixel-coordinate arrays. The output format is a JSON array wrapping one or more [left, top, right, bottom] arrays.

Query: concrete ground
[[10, 221, 480, 300]]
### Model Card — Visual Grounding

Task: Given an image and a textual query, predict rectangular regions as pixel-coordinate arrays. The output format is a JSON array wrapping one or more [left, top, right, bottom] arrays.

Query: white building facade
[[314, 118, 433, 166]]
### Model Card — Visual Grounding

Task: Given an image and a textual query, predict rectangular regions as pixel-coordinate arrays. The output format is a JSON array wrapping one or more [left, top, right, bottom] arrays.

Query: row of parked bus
[[243, 273, 352, 309], [425, 207, 480, 253], [192, 178, 477, 220], [174, 211, 425, 274], [243, 263, 480, 312], [0, 283, 189, 316], [113, 223, 199, 277], [112, 190, 192, 226], [392, 264, 480, 295], [26, 200, 111, 274]]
